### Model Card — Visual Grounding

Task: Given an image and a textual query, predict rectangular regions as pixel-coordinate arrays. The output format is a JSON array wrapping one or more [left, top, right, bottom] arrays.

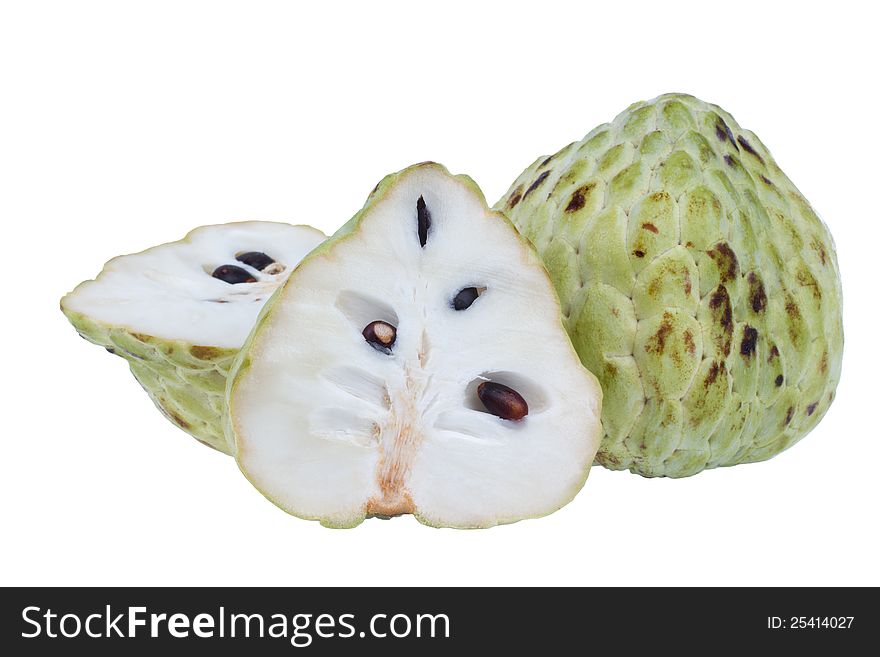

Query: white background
[[1, 1, 877, 586]]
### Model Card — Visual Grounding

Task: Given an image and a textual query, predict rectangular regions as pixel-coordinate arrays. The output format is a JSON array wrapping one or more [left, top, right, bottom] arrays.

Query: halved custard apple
[[61, 221, 325, 452], [227, 163, 603, 528]]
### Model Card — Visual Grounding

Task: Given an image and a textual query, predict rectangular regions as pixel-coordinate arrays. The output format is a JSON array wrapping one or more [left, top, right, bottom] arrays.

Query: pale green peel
[[497, 93, 843, 477], [62, 307, 236, 452]]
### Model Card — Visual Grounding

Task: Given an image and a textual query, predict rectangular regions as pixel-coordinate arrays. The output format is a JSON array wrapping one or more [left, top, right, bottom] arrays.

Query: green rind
[[496, 93, 843, 478], [62, 306, 237, 453], [227, 162, 602, 528]]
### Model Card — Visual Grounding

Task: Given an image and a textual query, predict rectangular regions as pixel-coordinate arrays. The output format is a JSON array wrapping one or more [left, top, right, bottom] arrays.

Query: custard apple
[[61, 222, 325, 452], [496, 93, 843, 477], [227, 163, 603, 528]]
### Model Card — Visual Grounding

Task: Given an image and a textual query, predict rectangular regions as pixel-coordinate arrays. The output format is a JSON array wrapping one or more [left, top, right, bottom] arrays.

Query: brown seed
[[477, 382, 528, 421], [211, 264, 256, 284], [362, 320, 396, 353]]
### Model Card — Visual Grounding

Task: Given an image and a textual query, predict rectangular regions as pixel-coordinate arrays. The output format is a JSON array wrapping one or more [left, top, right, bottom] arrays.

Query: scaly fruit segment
[[497, 94, 842, 478]]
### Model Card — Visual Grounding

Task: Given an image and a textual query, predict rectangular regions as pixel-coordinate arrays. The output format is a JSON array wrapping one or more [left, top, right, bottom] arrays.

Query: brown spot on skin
[[748, 272, 767, 313], [810, 236, 828, 265], [775, 374, 784, 387], [604, 361, 618, 377], [684, 329, 696, 355], [708, 285, 730, 312], [523, 170, 550, 199], [736, 136, 765, 164], [715, 118, 737, 146], [169, 411, 192, 430], [190, 345, 222, 360], [740, 326, 758, 357], [807, 402, 818, 416], [611, 308, 620, 317], [796, 268, 822, 300], [565, 182, 596, 213], [785, 297, 802, 321], [784, 407, 794, 426], [650, 191, 669, 202], [768, 345, 780, 363], [539, 155, 553, 168], [633, 250, 645, 258], [685, 241, 694, 248], [645, 313, 674, 354], [105, 347, 116, 354], [760, 174, 773, 186], [507, 185, 524, 209], [723, 154, 737, 167], [819, 352, 828, 375], [683, 269, 692, 295], [597, 449, 621, 468], [131, 333, 151, 344], [707, 243, 739, 282], [641, 222, 659, 233], [708, 286, 733, 356], [704, 361, 723, 387]]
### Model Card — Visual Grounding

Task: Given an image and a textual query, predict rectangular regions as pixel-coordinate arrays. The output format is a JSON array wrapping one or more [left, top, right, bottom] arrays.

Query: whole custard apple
[[496, 93, 843, 478]]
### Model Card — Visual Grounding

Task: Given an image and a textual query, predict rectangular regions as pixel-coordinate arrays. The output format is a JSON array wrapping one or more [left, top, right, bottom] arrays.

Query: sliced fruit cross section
[[227, 163, 602, 528], [61, 221, 326, 451]]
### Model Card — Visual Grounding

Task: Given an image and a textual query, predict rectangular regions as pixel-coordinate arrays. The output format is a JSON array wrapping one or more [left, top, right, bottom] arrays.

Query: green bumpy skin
[[63, 308, 235, 453], [496, 93, 843, 477]]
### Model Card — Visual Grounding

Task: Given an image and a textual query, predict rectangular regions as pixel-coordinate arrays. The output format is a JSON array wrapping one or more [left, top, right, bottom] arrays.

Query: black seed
[[236, 251, 275, 271], [212, 264, 256, 284], [775, 374, 784, 387], [362, 320, 396, 354], [452, 287, 480, 310], [417, 196, 431, 248], [477, 382, 528, 421]]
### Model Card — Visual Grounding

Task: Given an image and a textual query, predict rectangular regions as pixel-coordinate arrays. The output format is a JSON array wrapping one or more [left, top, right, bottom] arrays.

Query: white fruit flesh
[[229, 165, 602, 528], [63, 222, 325, 347]]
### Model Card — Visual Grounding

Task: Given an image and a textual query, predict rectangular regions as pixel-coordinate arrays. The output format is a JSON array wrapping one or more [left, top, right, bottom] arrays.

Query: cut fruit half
[[227, 163, 603, 528], [61, 221, 326, 452]]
